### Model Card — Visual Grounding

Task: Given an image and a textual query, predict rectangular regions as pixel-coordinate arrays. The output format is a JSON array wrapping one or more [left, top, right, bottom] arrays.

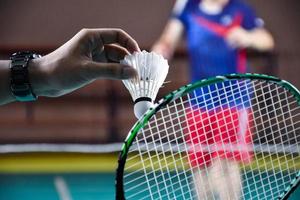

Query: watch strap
[[10, 52, 40, 102]]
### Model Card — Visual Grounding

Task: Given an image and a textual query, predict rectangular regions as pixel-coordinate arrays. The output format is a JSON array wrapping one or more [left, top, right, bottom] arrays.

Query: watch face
[[11, 51, 31, 58], [32, 53, 42, 59], [11, 51, 41, 60]]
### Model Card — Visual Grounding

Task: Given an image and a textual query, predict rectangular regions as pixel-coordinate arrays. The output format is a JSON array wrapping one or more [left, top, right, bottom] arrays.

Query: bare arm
[[0, 28, 140, 106], [0, 60, 14, 105], [152, 19, 184, 59], [226, 27, 274, 51], [247, 28, 274, 50]]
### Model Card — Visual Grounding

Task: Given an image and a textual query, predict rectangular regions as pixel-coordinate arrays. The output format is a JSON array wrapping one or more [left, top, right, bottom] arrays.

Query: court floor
[[0, 152, 299, 200], [0, 173, 115, 200], [1, 172, 300, 200]]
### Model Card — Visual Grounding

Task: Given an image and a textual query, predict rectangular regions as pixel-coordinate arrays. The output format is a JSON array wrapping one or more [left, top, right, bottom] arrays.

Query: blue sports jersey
[[173, 0, 262, 82], [173, 0, 262, 109]]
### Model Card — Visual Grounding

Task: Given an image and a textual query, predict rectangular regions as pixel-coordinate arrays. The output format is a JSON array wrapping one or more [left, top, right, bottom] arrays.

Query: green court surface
[[0, 173, 115, 200], [0, 153, 299, 200], [1, 172, 300, 200]]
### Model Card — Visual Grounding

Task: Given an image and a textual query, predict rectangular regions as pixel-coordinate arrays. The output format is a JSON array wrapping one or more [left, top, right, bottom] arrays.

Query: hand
[[226, 26, 252, 49], [30, 28, 140, 97]]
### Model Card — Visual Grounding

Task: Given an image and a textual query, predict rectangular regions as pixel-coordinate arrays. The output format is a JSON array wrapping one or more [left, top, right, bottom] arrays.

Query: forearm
[[152, 40, 176, 60], [248, 28, 274, 51], [0, 60, 15, 105], [152, 19, 183, 59]]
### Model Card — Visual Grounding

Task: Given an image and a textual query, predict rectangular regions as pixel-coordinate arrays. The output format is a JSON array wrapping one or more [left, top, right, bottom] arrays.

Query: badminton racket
[[116, 73, 300, 200]]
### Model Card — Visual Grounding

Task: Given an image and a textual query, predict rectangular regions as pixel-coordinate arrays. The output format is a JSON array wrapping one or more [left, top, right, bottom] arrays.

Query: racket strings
[[125, 139, 298, 198], [125, 100, 298, 159], [123, 79, 300, 200], [254, 88, 298, 199], [190, 81, 250, 200], [130, 101, 298, 151], [125, 107, 197, 199], [136, 82, 299, 144], [125, 120, 298, 198], [125, 105, 297, 173], [144, 114, 183, 200], [161, 110, 195, 199]]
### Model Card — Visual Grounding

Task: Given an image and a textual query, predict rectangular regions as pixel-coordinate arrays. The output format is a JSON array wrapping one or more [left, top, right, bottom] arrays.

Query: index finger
[[89, 28, 141, 53]]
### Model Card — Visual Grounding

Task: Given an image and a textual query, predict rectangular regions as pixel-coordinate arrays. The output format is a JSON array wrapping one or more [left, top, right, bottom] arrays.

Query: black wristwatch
[[10, 51, 42, 102]]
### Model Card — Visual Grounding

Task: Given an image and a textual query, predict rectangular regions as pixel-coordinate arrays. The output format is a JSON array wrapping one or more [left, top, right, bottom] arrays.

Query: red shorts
[[186, 107, 253, 168]]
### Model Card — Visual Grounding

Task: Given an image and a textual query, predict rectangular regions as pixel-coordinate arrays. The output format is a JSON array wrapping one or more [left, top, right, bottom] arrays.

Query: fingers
[[104, 44, 130, 62], [91, 44, 130, 63], [226, 27, 251, 48], [85, 61, 137, 80], [79, 28, 140, 54], [107, 28, 141, 53]]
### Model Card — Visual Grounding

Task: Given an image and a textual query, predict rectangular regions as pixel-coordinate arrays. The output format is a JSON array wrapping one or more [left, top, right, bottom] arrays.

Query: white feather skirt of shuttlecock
[[121, 50, 169, 102]]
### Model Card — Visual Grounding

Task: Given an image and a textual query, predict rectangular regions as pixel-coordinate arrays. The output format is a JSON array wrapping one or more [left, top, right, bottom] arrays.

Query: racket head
[[116, 73, 300, 200]]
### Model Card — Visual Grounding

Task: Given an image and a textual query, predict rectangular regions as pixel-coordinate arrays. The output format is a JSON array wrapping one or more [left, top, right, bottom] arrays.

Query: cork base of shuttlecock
[[134, 98, 154, 119]]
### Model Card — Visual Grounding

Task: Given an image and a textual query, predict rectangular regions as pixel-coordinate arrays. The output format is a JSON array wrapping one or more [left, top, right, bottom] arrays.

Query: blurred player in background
[[152, 0, 274, 199]]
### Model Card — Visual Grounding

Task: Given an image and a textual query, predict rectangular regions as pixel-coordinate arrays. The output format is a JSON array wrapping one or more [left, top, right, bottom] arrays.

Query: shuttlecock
[[121, 50, 169, 119]]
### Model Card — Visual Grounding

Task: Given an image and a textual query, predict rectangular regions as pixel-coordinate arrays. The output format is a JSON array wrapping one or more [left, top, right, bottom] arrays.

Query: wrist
[[246, 31, 257, 48], [0, 60, 15, 104], [28, 56, 49, 97]]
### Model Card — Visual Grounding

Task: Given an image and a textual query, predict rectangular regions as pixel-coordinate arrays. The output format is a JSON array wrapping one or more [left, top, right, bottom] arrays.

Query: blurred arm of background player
[[0, 28, 140, 105], [152, 18, 274, 60]]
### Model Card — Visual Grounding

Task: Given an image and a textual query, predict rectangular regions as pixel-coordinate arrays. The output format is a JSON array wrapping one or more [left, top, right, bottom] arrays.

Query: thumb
[[85, 61, 137, 80]]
